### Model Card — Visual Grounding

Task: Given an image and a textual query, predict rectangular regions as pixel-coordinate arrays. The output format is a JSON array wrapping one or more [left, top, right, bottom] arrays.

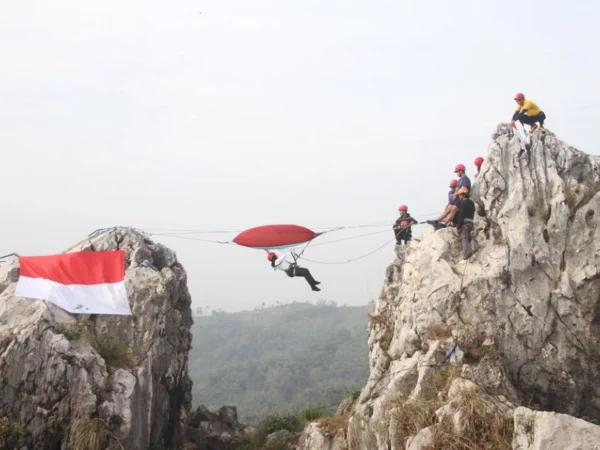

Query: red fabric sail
[[233, 225, 321, 249]]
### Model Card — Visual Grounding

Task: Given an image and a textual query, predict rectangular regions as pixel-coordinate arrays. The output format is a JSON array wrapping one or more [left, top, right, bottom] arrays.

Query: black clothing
[[393, 213, 418, 244], [512, 110, 546, 127], [285, 265, 320, 290], [426, 220, 447, 231], [455, 198, 475, 229]]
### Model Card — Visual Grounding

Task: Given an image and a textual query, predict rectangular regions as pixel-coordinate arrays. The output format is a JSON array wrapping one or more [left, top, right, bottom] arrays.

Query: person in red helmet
[[268, 251, 321, 291], [427, 178, 461, 230], [511, 93, 546, 132], [454, 164, 471, 191], [474, 157, 484, 175], [448, 179, 458, 205], [393, 205, 418, 245], [453, 186, 476, 262]]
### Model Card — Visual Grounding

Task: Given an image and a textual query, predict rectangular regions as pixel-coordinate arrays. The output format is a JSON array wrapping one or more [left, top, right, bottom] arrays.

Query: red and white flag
[[15, 250, 132, 315]]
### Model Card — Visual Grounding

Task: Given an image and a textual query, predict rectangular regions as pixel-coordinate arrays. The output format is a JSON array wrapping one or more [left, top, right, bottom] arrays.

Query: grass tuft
[[429, 389, 513, 449], [68, 415, 124, 450], [55, 320, 134, 369], [425, 323, 453, 340]]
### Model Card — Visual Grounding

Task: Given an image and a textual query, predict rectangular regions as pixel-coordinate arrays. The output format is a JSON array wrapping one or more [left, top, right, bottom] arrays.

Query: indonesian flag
[[14, 250, 132, 315]]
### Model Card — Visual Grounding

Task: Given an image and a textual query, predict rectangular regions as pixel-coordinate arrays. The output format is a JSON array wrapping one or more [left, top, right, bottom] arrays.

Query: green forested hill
[[189, 302, 371, 424]]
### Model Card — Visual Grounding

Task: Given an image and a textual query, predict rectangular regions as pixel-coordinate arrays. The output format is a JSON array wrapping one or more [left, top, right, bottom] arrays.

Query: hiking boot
[[314, 281, 321, 285], [312, 286, 321, 292]]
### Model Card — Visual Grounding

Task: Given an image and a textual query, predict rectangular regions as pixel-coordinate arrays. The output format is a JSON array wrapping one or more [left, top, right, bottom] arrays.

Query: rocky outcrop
[[513, 407, 600, 450], [297, 124, 600, 449], [183, 404, 255, 450], [0, 227, 193, 450]]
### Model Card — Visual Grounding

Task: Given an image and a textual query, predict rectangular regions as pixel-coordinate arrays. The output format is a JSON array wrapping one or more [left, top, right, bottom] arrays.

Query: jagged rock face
[[513, 406, 600, 450], [184, 404, 255, 450], [0, 227, 193, 450], [297, 124, 600, 449]]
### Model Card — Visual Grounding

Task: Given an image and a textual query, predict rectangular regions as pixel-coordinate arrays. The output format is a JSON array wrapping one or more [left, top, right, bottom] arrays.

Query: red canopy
[[233, 225, 321, 249]]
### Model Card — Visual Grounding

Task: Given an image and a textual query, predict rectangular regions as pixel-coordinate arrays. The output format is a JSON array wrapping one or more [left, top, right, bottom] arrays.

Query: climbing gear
[[474, 157, 484, 167], [454, 164, 466, 173], [450, 179, 458, 188], [514, 92, 525, 101], [398, 205, 408, 211]]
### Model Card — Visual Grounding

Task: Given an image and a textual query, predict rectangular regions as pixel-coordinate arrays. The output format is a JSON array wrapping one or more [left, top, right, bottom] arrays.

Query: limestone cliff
[[0, 227, 193, 450], [297, 124, 600, 449]]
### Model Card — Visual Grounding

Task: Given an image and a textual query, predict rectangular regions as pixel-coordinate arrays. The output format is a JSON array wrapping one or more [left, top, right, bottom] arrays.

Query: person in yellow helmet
[[511, 93, 546, 132]]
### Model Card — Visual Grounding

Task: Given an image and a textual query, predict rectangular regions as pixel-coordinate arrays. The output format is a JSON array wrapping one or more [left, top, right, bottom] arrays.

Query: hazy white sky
[[1, 0, 599, 312]]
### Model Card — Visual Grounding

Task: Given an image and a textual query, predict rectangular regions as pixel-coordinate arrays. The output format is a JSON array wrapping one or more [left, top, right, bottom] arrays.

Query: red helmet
[[398, 205, 408, 211], [449, 179, 458, 188], [474, 156, 484, 167], [454, 164, 466, 173], [267, 252, 276, 262], [514, 92, 525, 101]]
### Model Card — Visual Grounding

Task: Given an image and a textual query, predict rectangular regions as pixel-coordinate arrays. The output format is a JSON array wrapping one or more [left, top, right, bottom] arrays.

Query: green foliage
[[262, 411, 302, 434], [55, 320, 133, 369], [189, 302, 370, 424], [346, 390, 361, 400], [94, 337, 134, 369], [0, 417, 26, 448], [298, 407, 325, 426]]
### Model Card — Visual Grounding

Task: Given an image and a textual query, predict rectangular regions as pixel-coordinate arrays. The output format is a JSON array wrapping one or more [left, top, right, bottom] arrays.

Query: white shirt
[[272, 251, 292, 272]]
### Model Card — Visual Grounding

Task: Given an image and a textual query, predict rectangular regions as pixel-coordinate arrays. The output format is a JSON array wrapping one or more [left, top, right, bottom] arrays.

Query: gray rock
[[0, 227, 193, 450], [184, 404, 252, 450], [513, 406, 600, 450], [298, 124, 600, 448]]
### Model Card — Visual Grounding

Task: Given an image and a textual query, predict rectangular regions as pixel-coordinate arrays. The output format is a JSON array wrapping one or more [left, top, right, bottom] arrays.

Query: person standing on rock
[[454, 186, 476, 262], [267, 251, 321, 291], [393, 205, 418, 245], [511, 93, 546, 132], [474, 157, 484, 176]]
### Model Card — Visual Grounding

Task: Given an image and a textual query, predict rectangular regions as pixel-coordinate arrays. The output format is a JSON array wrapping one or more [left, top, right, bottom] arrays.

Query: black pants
[[286, 266, 318, 288], [394, 229, 412, 245], [519, 111, 546, 126]]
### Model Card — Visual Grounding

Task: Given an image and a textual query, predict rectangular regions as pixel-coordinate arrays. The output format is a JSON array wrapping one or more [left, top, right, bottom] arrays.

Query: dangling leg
[[294, 267, 320, 291]]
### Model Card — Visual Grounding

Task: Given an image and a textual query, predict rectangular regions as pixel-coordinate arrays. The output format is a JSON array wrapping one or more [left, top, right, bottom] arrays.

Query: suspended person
[[393, 205, 418, 245], [453, 186, 476, 262], [511, 93, 546, 132], [267, 251, 321, 291]]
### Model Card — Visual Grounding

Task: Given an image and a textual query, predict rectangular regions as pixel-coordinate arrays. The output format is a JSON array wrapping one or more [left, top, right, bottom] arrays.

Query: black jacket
[[455, 198, 475, 228]]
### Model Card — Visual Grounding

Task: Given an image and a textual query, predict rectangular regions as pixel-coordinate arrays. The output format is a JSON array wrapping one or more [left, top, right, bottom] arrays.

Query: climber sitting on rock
[[267, 251, 321, 291], [429, 164, 469, 230], [511, 92, 546, 132], [393, 205, 418, 245], [453, 187, 476, 262], [427, 179, 459, 230]]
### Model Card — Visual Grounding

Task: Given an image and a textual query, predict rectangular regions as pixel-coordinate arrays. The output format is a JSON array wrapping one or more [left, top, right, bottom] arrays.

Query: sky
[[1, 0, 599, 312]]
